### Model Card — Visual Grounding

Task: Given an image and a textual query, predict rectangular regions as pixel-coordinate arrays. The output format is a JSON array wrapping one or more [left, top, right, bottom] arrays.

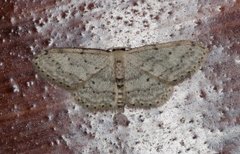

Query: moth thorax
[[115, 60, 124, 79]]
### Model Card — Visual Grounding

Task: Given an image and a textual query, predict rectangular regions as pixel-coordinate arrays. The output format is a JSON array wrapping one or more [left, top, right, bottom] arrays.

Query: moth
[[32, 40, 208, 111]]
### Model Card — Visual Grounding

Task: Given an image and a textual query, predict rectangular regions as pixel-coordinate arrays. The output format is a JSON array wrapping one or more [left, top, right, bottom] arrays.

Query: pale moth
[[33, 40, 208, 111]]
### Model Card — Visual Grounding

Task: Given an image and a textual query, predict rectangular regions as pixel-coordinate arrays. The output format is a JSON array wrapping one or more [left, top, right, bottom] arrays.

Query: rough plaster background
[[0, 0, 240, 154]]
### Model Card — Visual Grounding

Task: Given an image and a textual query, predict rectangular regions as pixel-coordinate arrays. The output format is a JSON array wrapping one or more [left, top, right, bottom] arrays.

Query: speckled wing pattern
[[33, 48, 118, 111], [32, 40, 208, 111], [126, 41, 207, 84]]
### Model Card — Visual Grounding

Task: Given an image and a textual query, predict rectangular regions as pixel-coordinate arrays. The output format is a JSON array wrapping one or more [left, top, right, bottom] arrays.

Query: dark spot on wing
[[44, 50, 48, 55], [191, 42, 196, 47]]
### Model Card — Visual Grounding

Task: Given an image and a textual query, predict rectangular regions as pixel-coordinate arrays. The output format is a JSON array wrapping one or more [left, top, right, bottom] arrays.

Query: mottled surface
[[0, 0, 240, 154]]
